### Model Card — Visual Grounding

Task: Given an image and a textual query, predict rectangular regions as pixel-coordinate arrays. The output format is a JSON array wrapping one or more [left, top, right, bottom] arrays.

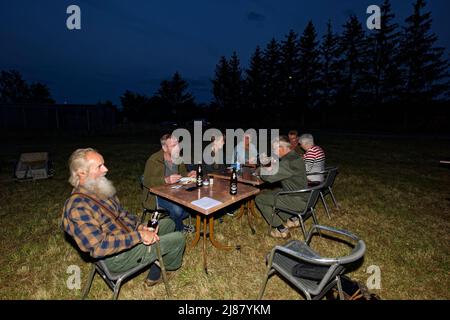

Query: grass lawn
[[0, 132, 449, 299]]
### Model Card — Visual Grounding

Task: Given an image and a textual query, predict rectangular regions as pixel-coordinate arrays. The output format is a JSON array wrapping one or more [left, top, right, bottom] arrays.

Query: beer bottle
[[147, 211, 160, 231], [230, 168, 238, 195], [196, 162, 203, 187]]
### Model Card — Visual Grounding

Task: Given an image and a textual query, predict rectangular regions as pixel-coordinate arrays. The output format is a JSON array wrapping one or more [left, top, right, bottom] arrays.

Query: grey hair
[[68, 148, 97, 187], [272, 135, 291, 149], [299, 133, 314, 146], [160, 133, 172, 147]]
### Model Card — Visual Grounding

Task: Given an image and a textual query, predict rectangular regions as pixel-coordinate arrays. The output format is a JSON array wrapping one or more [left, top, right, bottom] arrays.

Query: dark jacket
[[293, 144, 304, 156], [260, 150, 308, 206], [203, 145, 230, 175], [142, 149, 188, 209]]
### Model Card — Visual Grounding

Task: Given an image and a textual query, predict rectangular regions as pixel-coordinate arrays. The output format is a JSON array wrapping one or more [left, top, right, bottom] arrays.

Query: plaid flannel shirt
[[61, 187, 142, 258]]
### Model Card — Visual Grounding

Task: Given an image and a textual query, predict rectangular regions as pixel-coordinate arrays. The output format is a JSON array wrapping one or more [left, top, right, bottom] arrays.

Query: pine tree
[[212, 56, 230, 109], [244, 46, 265, 112], [366, 0, 403, 104], [171, 71, 195, 106], [339, 15, 370, 108], [320, 20, 341, 107], [400, 0, 449, 103], [279, 30, 301, 111], [262, 38, 282, 113], [298, 21, 321, 110], [447, 53, 450, 100], [156, 71, 194, 109], [228, 51, 244, 112]]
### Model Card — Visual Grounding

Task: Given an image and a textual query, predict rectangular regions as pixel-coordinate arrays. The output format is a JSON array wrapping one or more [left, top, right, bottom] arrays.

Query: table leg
[[190, 214, 241, 274], [234, 199, 257, 234], [246, 200, 256, 235], [249, 199, 259, 218], [208, 216, 238, 251], [203, 215, 208, 273], [188, 215, 202, 249], [234, 202, 246, 219]]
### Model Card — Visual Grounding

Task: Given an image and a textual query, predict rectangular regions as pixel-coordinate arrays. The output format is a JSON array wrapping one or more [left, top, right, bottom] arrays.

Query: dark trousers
[[157, 196, 190, 231], [255, 189, 307, 227], [104, 218, 185, 273]]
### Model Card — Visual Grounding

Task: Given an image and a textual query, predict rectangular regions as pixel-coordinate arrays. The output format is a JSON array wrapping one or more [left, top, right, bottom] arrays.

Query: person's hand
[[139, 226, 160, 245], [269, 157, 278, 170], [165, 174, 182, 184], [259, 153, 270, 165], [187, 170, 196, 177], [261, 158, 277, 174], [247, 157, 257, 166]]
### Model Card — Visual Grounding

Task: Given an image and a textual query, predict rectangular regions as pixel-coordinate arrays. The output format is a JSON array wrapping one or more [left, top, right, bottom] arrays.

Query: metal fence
[[0, 103, 116, 132]]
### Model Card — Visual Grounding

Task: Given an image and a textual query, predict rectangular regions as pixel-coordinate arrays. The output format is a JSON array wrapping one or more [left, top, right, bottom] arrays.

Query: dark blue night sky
[[1, 0, 449, 105]]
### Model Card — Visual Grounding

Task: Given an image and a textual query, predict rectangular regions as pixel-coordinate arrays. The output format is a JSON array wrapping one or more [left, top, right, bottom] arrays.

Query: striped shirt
[[61, 187, 142, 258], [303, 145, 325, 182]]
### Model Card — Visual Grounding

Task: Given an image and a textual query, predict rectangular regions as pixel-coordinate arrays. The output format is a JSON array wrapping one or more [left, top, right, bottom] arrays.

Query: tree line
[[0, 70, 54, 104], [210, 0, 449, 130], [119, 71, 200, 123], [118, 0, 449, 130], [1, 0, 449, 131]]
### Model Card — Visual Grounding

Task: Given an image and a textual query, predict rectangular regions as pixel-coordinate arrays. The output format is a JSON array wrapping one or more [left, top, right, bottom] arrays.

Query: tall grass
[[0, 133, 449, 299]]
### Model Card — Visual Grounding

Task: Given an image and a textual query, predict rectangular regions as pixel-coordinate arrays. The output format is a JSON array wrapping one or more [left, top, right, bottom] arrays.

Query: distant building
[[0, 103, 116, 132]]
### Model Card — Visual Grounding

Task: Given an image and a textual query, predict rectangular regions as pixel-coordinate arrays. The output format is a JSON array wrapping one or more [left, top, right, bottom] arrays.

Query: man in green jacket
[[255, 135, 308, 238], [143, 133, 196, 232]]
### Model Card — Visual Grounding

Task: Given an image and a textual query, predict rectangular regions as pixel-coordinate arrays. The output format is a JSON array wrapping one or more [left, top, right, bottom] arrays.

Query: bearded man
[[61, 148, 185, 287]]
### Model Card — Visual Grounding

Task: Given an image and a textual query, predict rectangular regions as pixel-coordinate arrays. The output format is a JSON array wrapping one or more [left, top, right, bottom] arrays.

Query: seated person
[[203, 133, 232, 174], [288, 129, 304, 156], [255, 136, 308, 239], [234, 133, 258, 167], [203, 133, 239, 217], [143, 134, 196, 232], [61, 148, 186, 287], [299, 133, 325, 186]]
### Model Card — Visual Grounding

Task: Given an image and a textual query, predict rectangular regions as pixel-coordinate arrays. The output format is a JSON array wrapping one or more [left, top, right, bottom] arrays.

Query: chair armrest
[[271, 244, 339, 266], [305, 225, 366, 264], [273, 185, 322, 208], [276, 185, 322, 196], [306, 170, 329, 176], [306, 166, 338, 176], [306, 224, 360, 242]]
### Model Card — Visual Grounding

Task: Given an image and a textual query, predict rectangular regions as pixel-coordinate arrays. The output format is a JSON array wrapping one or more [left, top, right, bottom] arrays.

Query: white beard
[[171, 150, 182, 165], [84, 176, 116, 199]]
